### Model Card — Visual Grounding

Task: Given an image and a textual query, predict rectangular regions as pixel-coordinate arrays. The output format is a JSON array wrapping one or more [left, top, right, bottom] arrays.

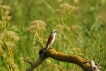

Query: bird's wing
[[46, 35, 53, 47]]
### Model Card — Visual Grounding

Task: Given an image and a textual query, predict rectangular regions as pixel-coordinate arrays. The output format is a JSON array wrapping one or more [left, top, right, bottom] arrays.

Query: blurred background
[[1, 0, 106, 71]]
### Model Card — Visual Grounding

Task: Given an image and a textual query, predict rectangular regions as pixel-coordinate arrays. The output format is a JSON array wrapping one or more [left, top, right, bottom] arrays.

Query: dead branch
[[25, 48, 100, 71]]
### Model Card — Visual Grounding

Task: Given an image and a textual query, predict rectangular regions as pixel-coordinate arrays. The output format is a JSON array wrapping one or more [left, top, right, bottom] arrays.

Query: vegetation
[[0, 0, 106, 71]]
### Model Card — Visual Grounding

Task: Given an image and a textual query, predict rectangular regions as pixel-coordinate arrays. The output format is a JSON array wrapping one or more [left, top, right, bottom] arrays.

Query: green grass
[[0, 0, 106, 71]]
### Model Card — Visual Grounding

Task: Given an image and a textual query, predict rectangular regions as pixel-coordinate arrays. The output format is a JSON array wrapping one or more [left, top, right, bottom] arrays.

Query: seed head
[[57, 24, 65, 30], [1, 5, 10, 10], [56, 3, 79, 15], [0, 0, 3, 5], [27, 20, 46, 33], [0, 31, 19, 43]]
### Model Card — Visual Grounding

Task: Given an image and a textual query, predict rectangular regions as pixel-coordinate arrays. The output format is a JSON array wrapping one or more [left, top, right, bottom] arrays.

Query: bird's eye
[[55, 31, 58, 33]]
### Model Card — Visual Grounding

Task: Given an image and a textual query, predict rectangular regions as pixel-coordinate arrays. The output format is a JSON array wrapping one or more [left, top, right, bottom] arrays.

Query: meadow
[[0, 0, 106, 71]]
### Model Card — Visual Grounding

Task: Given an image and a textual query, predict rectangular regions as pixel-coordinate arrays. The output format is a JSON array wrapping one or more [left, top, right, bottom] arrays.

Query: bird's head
[[51, 30, 58, 35]]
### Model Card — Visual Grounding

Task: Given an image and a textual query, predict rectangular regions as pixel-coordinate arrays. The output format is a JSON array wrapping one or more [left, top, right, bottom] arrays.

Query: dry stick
[[70, 28, 95, 59], [25, 48, 92, 71], [26, 57, 47, 71], [26, 48, 48, 71], [24, 58, 33, 65]]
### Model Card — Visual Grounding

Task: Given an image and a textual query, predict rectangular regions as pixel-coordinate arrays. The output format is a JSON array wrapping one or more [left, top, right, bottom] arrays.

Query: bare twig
[[24, 58, 33, 65]]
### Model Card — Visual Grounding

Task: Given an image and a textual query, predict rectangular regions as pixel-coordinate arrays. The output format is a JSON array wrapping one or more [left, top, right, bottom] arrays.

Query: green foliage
[[1, 0, 106, 71]]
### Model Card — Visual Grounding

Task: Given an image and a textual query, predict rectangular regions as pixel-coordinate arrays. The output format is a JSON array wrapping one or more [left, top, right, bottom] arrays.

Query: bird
[[45, 30, 58, 49]]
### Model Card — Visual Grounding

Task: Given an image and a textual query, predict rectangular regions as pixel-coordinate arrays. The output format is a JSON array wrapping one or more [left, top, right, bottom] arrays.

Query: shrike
[[45, 30, 58, 49]]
